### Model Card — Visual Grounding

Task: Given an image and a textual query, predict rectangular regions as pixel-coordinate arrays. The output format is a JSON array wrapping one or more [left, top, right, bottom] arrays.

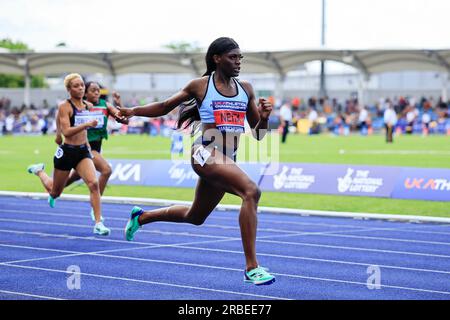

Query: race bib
[[192, 145, 212, 167], [74, 111, 104, 129], [55, 147, 64, 159], [212, 100, 246, 133]]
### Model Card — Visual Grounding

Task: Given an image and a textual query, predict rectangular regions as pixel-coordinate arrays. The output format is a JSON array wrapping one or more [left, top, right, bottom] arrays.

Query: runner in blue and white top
[[196, 70, 250, 160], [118, 37, 275, 286]]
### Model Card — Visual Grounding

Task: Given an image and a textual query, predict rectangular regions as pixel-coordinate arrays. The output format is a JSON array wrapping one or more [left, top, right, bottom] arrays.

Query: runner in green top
[[87, 96, 109, 143], [58, 81, 128, 221]]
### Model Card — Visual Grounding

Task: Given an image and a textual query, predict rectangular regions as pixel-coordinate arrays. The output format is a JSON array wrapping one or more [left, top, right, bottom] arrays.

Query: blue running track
[[0, 195, 449, 300]]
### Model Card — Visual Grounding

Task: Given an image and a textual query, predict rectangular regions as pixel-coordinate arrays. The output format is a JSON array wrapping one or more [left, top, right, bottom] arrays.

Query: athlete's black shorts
[[89, 139, 102, 153], [193, 136, 237, 162], [53, 143, 93, 171]]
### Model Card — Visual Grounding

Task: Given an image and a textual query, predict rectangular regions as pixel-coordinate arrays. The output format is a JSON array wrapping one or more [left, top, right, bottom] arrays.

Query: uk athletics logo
[[404, 178, 450, 191], [212, 100, 247, 133]]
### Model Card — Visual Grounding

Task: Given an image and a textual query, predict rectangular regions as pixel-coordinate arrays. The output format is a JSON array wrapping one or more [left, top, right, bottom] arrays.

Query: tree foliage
[[163, 41, 202, 53], [0, 38, 47, 88]]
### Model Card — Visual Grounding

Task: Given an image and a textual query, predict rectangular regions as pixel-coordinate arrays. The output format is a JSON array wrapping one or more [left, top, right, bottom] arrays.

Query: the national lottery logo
[[337, 168, 383, 193], [273, 166, 315, 190], [337, 168, 354, 193]]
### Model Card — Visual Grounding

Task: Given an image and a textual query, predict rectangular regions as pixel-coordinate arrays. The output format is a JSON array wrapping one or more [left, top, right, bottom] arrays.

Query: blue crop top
[[198, 72, 249, 134]]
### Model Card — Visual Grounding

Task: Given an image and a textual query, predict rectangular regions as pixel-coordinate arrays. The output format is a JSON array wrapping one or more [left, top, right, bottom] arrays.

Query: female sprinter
[[119, 37, 275, 285], [27, 73, 110, 236], [60, 82, 128, 221]]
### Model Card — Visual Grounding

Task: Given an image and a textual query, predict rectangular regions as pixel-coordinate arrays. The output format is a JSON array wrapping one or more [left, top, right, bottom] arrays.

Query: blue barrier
[[259, 163, 400, 198], [108, 159, 450, 202], [108, 159, 268, 189]]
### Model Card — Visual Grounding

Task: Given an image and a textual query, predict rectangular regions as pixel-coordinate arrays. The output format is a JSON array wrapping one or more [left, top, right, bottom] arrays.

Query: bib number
[[192, 145, 212, 167], [74, 112, 104, 129], [55, 147, 64, 159], [212, 100, 246, 133]]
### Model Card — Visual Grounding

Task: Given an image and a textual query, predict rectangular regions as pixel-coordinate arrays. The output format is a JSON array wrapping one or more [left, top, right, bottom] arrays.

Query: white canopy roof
[[1, 49, 450, 77]]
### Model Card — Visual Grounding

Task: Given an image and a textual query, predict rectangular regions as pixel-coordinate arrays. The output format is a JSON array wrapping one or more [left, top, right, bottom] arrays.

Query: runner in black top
[[27, 73, 111, 236], [57, 82, 128, 222]]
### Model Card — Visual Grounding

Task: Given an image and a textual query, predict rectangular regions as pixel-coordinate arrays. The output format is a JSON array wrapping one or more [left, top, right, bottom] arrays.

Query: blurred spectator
[[39, 116, 49, 135], [422, 111, 431, 135], [331, 98, 342, 114], [357, 105, 369, 135], [279, 102, 293, 143], [5, 113, 14, 134], [384, 102, 398, 143], [405, 105, 418, 134], [0, 111, 5, 135], [331, 113, 345, 136], [308, 106, 320, 135]]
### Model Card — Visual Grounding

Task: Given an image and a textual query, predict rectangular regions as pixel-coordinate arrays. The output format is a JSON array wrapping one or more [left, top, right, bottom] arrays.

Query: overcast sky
[[1, 0, 450, 52]]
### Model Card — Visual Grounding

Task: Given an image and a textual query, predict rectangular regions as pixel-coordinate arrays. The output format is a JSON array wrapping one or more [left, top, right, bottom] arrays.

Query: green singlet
[[87, 98, 109, 142]]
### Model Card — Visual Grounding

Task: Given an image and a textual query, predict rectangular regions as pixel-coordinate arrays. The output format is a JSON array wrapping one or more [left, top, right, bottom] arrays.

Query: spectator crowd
[[1, 94, 449, 137], [0, 95, 179, 137], [274, 95, 450, 137]]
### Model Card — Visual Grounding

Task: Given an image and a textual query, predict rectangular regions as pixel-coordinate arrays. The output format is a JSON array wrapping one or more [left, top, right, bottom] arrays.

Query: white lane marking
[[1, 227, 449, 260], [2, 205, 450, 236], [0, 289, 64, 300], [0, 264, 291, 300], [1, 262, 449, 297], [1, 241, 449, 277]]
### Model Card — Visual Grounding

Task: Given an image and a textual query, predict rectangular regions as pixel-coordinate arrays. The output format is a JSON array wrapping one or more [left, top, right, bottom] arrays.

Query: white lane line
[[0, 226, 358, 264], [0, 264, 290, 300], [13, 249, 450, 295], [2, 210, 449, 256], [1, 260, 449, 297], [5, 199, 450, 232], [0, 218, 397, 243], [7, 206, 450, 236], [0, 229, 164, 246], [3, 207, 450, 238], [378, 228, 450, 236], [316, 232, 450, 246], [137, 244, 450, 276], [3, 192, 450, 224], [1, 203, 368, 229], [281, 275, 450, 296], [0, 235, 242, 265], [4, 202, 450, 237], [0, 209, 303, 235], [0, 290, 64, 300], [0, 243, 76, 255], [253, 227, 450, 247], [2, 214, 450, 253], [0, 226, 382, 247], [1, 240, 450, 276], [1, 227, 448, 260], [0, 218, 231, 240], [257, 239, 450, 259], [2, 207, 372, 235], [206, 216, 450, 235]]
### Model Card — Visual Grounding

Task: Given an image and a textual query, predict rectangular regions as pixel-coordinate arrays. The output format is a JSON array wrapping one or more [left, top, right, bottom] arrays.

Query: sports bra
[[68, 99, 89, 127], [198, 72, 249, 134]]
